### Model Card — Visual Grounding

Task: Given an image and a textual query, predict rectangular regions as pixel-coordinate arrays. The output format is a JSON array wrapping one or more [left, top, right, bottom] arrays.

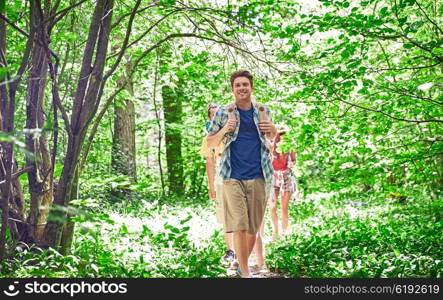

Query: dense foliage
[[267, 193, 443, 278]]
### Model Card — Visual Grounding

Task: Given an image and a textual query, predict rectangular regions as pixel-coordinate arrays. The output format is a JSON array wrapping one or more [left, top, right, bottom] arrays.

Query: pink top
[[272, 135, 290, 171]]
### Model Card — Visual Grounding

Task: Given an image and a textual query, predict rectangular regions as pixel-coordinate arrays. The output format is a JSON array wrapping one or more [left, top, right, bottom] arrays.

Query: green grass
[[1, 197, 226, 278], [1, 190, 441, 278], [266, 195, 443, 278]]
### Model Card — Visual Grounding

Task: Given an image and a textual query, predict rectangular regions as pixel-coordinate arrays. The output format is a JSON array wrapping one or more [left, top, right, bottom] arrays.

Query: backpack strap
[[253, 101, 273, 152], [255, 102, 268, 122], [227, 101, 267, 121], [220, 102, 236, 149], [224, 101, 273, 152], [226, 102, 236, 120]]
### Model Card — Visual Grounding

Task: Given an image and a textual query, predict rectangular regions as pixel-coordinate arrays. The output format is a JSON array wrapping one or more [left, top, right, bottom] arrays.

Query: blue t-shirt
[[230, 106, 263, 180]]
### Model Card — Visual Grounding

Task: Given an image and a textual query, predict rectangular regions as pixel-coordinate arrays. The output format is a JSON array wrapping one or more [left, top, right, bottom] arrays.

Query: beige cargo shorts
[[222, 178, 266, 234]]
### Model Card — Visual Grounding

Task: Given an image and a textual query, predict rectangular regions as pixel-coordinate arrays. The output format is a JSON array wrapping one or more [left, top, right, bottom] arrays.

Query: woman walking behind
[[269, 126, 296, 237]]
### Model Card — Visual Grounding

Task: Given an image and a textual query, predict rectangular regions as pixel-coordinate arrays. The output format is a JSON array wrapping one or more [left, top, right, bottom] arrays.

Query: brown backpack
[[224, 101, 273, 152]]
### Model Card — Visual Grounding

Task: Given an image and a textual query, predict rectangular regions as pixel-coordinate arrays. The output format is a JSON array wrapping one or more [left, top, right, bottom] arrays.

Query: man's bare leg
[[234, 230, 250, 277], [247, 232, 257, 256], [253, 220, 266, 267], [281, 191, 291, 234]]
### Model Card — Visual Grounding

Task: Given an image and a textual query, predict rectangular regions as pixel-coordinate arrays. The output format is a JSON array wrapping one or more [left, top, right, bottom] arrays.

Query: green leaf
[[398, 17, 407, 26], [170, 227, 180, 234], [341, 50, 350, 59], [121, 223, 128, 234]]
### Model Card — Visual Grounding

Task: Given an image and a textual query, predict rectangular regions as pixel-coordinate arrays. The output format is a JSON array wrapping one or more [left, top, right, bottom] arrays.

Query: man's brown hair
[[230, 70, 253, 87]]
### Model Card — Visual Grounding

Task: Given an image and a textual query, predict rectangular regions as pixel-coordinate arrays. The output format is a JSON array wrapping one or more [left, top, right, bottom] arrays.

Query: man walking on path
[[207, 70, 276, 278]]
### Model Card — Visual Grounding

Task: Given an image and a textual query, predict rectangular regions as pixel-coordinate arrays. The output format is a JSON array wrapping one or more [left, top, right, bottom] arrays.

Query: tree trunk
[[162, 85, 184, 195], [44, 0, 114, 251], [0, 143, 13, 260], [8, 160, 27, 242], [0, 0, 13, 259], [25, 3, 54, 243], [112, 99, 136, 179], [152, 54, 165, 194], [60, 168, 79, 255], [112, 57, 136, 181], [0, 0, 35, 255]]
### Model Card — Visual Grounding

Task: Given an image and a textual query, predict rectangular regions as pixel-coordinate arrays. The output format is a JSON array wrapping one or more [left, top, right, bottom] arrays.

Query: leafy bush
[[2, 188, 440, 278], [0, 197, 226, 278], [266, 197, 443, 278]]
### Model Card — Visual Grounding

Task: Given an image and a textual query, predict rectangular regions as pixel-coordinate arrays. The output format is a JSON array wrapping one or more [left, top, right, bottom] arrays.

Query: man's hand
[[259, 120, 276, 138], [223, 119, 237, 133], [207, 119, 236, 147]]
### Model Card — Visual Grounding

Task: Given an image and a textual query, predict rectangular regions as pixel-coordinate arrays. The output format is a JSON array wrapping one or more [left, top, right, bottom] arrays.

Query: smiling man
[[207, 70, 276, 278]]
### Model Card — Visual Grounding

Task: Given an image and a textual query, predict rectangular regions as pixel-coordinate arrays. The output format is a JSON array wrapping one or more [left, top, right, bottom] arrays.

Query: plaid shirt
[[208, 101, 274, 183]]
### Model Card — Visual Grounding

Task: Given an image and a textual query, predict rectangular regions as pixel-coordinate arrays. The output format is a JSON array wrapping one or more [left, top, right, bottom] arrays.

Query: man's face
[[231, 76, 253, 102]]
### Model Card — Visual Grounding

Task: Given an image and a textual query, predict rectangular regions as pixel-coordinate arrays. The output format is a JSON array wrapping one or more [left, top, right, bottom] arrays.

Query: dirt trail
[[225, 252, 286, 278]]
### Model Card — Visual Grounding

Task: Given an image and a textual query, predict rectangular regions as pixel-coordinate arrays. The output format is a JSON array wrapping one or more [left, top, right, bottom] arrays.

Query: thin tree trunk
[[9, 160, 27, 242], [25, 1, 54, 244], [0, 145, 13, 260], [0, 0, 14, 259], [0, 0, 35, 255], [152, 55, 165, 194], [0, 0, 8, 259], [60, 168, 78, 255], [44, 0, 114, 250]]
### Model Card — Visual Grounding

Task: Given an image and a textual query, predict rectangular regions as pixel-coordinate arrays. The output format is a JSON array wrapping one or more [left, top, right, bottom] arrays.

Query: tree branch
[[111, 0, 159, 29], [319, 90, 442, 123], [0, 13, 29, 38], [44, 0, 89, 25], [414, 0, 443, 36], [0, 166, 34, 186], [105, 0, 142, 77], [108, 12, 178, 62]]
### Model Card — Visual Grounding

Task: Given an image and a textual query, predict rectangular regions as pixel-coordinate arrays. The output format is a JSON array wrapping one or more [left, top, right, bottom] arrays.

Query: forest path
[[225, 252, 287, 278]]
